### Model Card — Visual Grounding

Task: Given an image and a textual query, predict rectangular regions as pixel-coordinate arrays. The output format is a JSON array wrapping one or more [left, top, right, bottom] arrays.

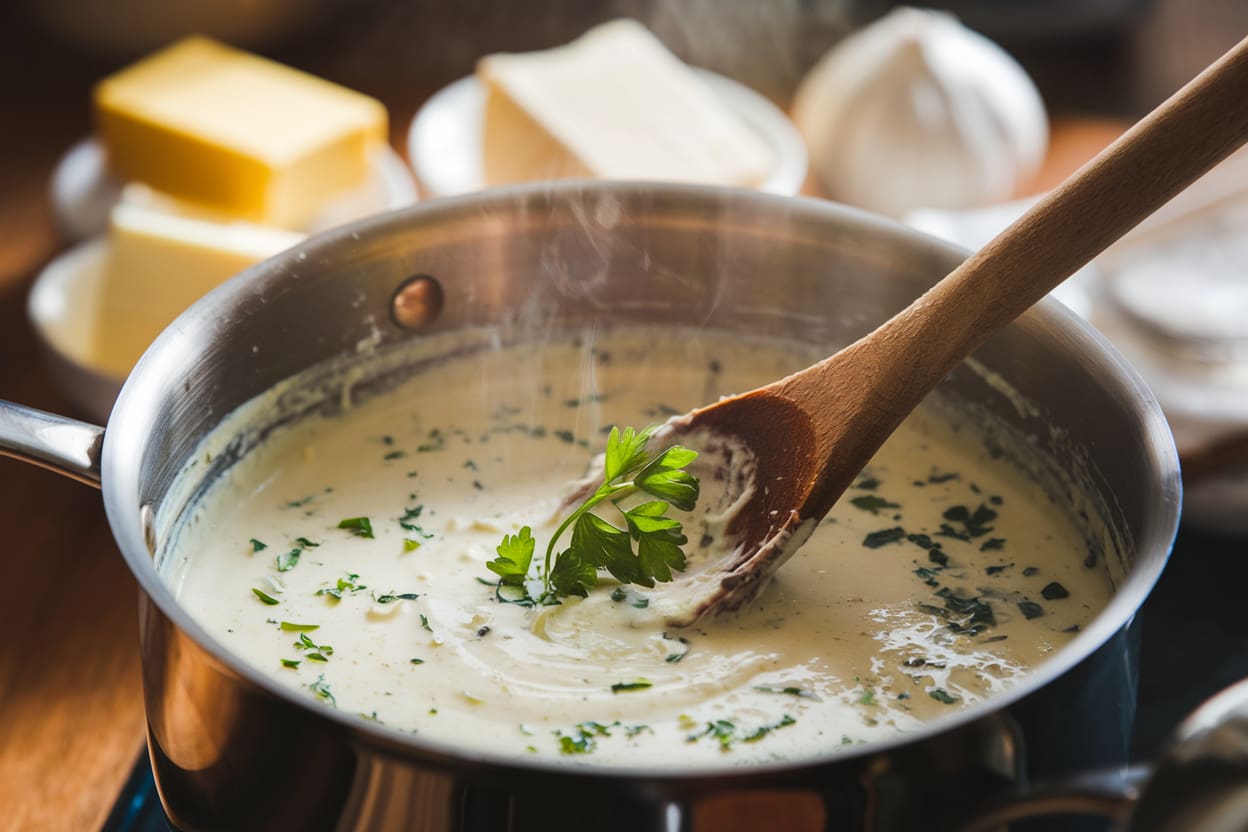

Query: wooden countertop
[[0, 15, 1130, 828], [0, 28, 148, 829]]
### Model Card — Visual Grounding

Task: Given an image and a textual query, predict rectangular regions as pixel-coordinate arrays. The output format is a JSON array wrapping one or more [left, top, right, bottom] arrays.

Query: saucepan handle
[[0, 400, 104, 487], [960, 765, 1150, 831]]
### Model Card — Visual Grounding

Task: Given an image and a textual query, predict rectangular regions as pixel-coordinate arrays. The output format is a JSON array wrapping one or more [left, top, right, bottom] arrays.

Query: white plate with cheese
[[52, 37, 418, 242], [408, 71, 808, 199], [51, 139, 417, 243], [28, 239, 121, 421], [34, 36, 423, 420]]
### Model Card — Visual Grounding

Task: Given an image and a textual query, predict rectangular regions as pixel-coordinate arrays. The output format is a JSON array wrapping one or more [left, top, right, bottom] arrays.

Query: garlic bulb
[[793, 7, 1048, 217]]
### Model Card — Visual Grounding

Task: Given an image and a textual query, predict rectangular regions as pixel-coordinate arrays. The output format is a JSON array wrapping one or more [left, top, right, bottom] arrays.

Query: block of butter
[[478, 19, 774, 188], [92, 203, 304, 376], [94, 37, 387, 228]]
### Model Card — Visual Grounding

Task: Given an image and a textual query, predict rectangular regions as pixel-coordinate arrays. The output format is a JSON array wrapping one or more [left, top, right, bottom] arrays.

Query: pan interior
[[156, 315, 1124, 767]]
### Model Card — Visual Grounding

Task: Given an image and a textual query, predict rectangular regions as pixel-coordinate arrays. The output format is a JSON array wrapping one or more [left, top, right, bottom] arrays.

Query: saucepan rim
[[101, 180, 1182, 783]]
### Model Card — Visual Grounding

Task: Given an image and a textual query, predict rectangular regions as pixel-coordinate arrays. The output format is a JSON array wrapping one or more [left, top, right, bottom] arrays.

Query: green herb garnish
[[690, 719, 737, 750], [863, 527, 906, 548], [556, 721, 615, 754], [250, 538, 268, 552], [488, 425, 700, 604], [317, 573, 365, 600], [849, 495, 900, 515], [487, 526, 535, 587], [755, 685, 820, 701], [416, 428, 445, 453], [937, 587, 996, 634], [688, 715, 796, 750], [294, 632, 333, 662], [941, 504, 998, 539], [664, 633, 690, 663], [338, 517, 374, 538], [309, 675, 336, 707], [929, 688, 959, 705], [1017, 600, 1044, 619], [611, 679, 652, 693], [742, 714, 796, 743], [276, 536, 320, 572], [252, 587, 280, 606], [373, 592, 420, 604], [280, 658, 300, 669], [1041, 581, 1069, 600], [279, 621, 320, 632], [399, 504, 434, 541]]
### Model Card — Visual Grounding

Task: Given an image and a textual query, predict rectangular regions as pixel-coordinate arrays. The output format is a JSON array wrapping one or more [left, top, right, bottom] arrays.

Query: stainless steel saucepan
[[0, 183, 1181, 831]]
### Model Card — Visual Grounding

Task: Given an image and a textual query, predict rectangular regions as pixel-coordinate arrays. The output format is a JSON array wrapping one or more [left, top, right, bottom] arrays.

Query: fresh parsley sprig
[[487, 425, 700, 604]]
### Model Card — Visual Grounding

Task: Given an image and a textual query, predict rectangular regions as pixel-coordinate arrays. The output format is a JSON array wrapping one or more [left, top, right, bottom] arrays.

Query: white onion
[[793, 7, 1048, 217]]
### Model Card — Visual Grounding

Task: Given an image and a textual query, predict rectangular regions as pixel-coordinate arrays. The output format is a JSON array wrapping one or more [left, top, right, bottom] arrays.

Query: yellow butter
[[94, 37, 387, 227], [92, 203, 304, 376], [478, 20, 774, 188]]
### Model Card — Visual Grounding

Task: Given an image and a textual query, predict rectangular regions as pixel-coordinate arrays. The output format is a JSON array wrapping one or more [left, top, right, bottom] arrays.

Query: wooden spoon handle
[[859, 34, 1248, 407]]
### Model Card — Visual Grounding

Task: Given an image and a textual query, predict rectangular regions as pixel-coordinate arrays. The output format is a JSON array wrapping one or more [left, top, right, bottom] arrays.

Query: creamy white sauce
[[167, 330, 1112, 766]]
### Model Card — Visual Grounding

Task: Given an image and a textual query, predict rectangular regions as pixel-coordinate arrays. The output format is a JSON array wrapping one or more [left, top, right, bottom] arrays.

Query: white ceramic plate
[[27, 238, 121, 422], [407, 71, 808, 199], [50, 140, 419, 242]]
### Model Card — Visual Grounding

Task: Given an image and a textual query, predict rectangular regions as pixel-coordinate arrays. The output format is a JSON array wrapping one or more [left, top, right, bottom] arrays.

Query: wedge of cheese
[[94, 37, 387, 227], [92, 203, 304, 375], [478, 19, 774, 187]]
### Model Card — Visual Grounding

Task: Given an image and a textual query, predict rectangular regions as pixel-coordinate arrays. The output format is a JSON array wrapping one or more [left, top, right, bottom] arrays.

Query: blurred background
[[2, 0, 1241, 111], [4, 0, 1245, 296]]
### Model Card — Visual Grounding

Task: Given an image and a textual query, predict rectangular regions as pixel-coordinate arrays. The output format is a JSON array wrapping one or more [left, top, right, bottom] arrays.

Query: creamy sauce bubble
[[168, 330, 1112, 766]]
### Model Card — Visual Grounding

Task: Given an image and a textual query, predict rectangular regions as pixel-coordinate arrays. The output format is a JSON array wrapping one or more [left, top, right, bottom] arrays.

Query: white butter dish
[[50, 140, 418, 242], [407, 71, 807, 199], [27, 239, 122, 422]]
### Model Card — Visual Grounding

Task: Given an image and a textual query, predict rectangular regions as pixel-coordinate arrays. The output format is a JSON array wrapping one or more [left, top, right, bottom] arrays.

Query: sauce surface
[[168, 330, 1112, 766]]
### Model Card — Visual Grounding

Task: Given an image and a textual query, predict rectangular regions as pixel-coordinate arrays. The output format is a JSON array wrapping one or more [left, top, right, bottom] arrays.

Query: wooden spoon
[[662, 35, 1248, 626]]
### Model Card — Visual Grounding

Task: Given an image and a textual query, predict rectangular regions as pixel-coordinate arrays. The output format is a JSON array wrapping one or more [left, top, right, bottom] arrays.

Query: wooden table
[[0, 13, 1132, 827], [0, 26, 149, 830]]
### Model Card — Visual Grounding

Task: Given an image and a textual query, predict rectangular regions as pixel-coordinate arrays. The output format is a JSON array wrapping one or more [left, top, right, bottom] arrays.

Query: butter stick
[[94, 36, 387, 227]]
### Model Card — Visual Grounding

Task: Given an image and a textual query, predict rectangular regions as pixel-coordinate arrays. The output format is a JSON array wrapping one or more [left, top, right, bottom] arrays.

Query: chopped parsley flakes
[[337, 517, 374, 539]]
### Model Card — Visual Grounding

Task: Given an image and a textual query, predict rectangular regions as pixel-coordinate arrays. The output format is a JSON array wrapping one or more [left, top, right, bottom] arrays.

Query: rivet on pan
[[141, 503, 157, 557], [391, 274, 444, 331]]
